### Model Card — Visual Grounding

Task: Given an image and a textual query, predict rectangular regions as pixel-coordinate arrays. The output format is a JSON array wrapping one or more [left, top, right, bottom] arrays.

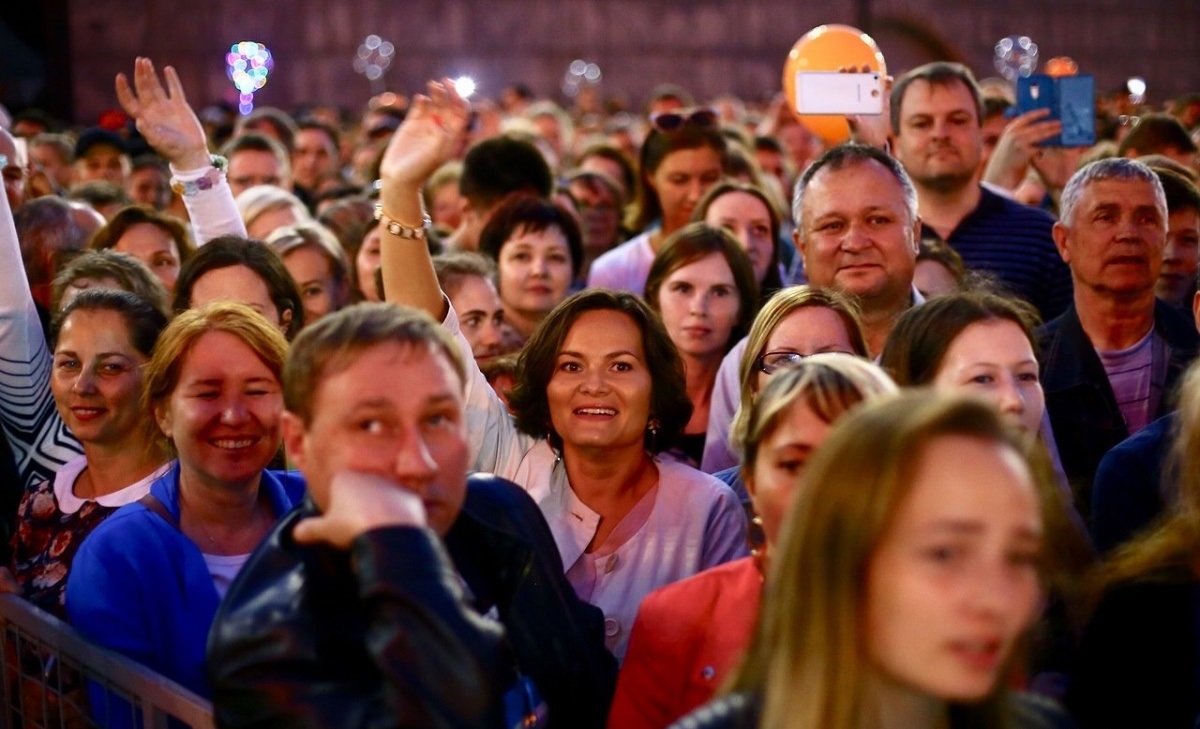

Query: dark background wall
[[3, 0, 1197, 123]]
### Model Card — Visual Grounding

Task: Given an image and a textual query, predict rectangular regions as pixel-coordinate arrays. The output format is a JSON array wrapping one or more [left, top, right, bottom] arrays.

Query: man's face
[[73, 145, 129, 186], [127, 166, 171, 210], [29, 143, 73, 191], [228, 149, 289, 197], [797, 159, 920, 307], [1156, 207, 1200, 306], [291, 128, 338, 191], [1053, 178, 1166, 298], [979, 113, 1009, 174], [282, 342, 469, 536], [0, 130, 25, 211], [892, 79, 983, 194]]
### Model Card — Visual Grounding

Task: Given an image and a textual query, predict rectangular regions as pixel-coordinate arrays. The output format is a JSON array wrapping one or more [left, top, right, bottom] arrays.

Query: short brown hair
[[143, 302, 290, 451], [890, 61, 985, 134], [51, 249, 170, 316], [283, 303, 467, 424], [643, 222, 760, 352], [89, 205, 195, 266], [507, 289, 692, 453]]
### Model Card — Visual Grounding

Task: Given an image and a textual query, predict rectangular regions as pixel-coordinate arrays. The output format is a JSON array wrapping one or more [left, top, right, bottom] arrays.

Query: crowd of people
[[0, 47, 1198, 728]]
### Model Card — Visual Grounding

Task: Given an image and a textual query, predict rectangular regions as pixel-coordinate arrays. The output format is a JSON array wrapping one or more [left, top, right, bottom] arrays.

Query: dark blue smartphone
[[1016, 74, 1096, 147]]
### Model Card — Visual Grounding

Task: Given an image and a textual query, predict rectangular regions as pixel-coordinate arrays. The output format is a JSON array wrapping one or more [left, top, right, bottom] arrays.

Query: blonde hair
[[736, 353, 897, 477], [729, 286, 868, 454], [732, 392, 1041, 729], [235, 185, 312, 235]]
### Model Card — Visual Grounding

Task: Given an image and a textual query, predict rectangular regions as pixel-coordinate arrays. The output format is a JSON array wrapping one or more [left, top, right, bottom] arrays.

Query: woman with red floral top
[[7, 289, 169, 616]]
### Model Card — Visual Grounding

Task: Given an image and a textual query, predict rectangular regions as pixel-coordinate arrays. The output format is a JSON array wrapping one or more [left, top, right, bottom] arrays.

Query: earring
[[646, 417, 661, 436]]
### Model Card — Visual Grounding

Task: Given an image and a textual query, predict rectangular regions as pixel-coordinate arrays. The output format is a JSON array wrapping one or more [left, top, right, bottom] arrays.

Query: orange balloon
[[1045, 56, 1079, 78], [783, 24, 888, 144]]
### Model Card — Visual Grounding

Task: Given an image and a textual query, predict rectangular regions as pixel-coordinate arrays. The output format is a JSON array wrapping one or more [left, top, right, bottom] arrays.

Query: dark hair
[[635, 126, 727, 232], [793, 143, 918, 230], [477, 195, 584, 280], [52, 287, 169, 358], [982, 96, 1013, 121], [890, 61, 985, 135], [646, 83, 696, 112], [916, 239, 968, 289], [643, 222, 760, 352], [879, 291, 1041, 387], [316, 196, 377, 296], [1118, 113, 1198, 157], [295, 119, 340, 151], [173, 235, 304, 339], [88, 205, 195, 265], [1154, 167, 1200, 215], [694, 181, 785, 296], [219, 132, 290, 169], [236, 107, 298, 151], [507, 289, 692, 453], [50, 249, 170, 316], [67, 181, 133, 210], [459, 136, 554, 211], [577, 142, 638, 202]]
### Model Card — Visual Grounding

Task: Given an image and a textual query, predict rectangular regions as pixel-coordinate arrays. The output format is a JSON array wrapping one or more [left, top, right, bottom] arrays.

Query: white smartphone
[[794, 72, 884, 115]]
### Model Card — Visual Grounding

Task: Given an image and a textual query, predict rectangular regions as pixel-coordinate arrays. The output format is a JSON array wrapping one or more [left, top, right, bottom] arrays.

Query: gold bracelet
[[374, 203, 431, 241]]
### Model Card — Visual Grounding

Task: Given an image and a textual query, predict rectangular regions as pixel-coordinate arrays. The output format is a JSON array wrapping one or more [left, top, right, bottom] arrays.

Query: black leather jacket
[[207, 473, 617, 729]]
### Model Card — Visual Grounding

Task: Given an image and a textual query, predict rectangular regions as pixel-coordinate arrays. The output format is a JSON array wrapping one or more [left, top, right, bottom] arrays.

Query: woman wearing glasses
[[587, 108, 727, 295], [704, 286, 869, 481], [643, 223, 759, 467]]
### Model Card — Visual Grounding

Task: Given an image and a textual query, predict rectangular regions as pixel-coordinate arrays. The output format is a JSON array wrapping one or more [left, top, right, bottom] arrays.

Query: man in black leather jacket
[[206, 304, 616, 729]]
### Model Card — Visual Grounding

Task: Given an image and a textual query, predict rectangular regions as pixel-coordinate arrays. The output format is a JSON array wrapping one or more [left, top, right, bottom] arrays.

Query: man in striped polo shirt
[[890, 62, 1073, 323]]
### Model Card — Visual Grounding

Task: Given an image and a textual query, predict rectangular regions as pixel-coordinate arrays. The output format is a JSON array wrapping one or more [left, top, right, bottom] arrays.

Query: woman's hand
[[115, 57, 211, 171], [982, 108, 1063, 190], [378, 80, 470, 194], [292, 471, 427, 550]]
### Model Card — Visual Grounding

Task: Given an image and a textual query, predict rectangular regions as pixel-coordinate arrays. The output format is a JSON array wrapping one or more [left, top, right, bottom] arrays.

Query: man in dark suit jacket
[[1038, 158, 1199, 524]]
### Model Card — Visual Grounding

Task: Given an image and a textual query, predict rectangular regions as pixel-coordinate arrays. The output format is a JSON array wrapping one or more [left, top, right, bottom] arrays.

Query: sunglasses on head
[[649, 107, 719, 134]]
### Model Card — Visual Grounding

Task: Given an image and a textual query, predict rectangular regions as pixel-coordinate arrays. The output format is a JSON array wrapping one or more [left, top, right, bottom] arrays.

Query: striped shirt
[[1095, 328, 1161, 436], [923, 186, 1073, 322]]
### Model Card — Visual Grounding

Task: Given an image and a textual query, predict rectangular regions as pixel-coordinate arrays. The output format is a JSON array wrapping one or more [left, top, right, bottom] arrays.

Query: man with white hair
[[1039, 157, 1199, 522]]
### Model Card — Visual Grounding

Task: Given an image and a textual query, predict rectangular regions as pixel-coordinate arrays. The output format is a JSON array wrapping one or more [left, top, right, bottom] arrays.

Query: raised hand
[[378, 79, 471, 191], [842, 65, 893, 151], [115, 57, 210, 170], [292, 470, 427, 550], [982, 108, 1063, 190]]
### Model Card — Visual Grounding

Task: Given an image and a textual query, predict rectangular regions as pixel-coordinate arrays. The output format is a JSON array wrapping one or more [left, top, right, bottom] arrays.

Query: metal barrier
[[0, 594, 214, 729]]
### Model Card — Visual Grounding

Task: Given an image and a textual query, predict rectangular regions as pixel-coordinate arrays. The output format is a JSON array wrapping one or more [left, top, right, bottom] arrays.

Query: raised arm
[[116, 57, 246, 242], [0, 159, 81, 489], [379, 80, 470, 318]]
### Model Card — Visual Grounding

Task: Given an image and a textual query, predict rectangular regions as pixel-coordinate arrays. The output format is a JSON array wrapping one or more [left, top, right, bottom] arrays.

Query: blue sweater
[[65, 463, 306, 700]]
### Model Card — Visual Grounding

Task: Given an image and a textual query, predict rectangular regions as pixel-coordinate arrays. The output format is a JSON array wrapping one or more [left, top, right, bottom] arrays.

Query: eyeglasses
[[756, 351, 806, 375], [649, 107, 719, 134]]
